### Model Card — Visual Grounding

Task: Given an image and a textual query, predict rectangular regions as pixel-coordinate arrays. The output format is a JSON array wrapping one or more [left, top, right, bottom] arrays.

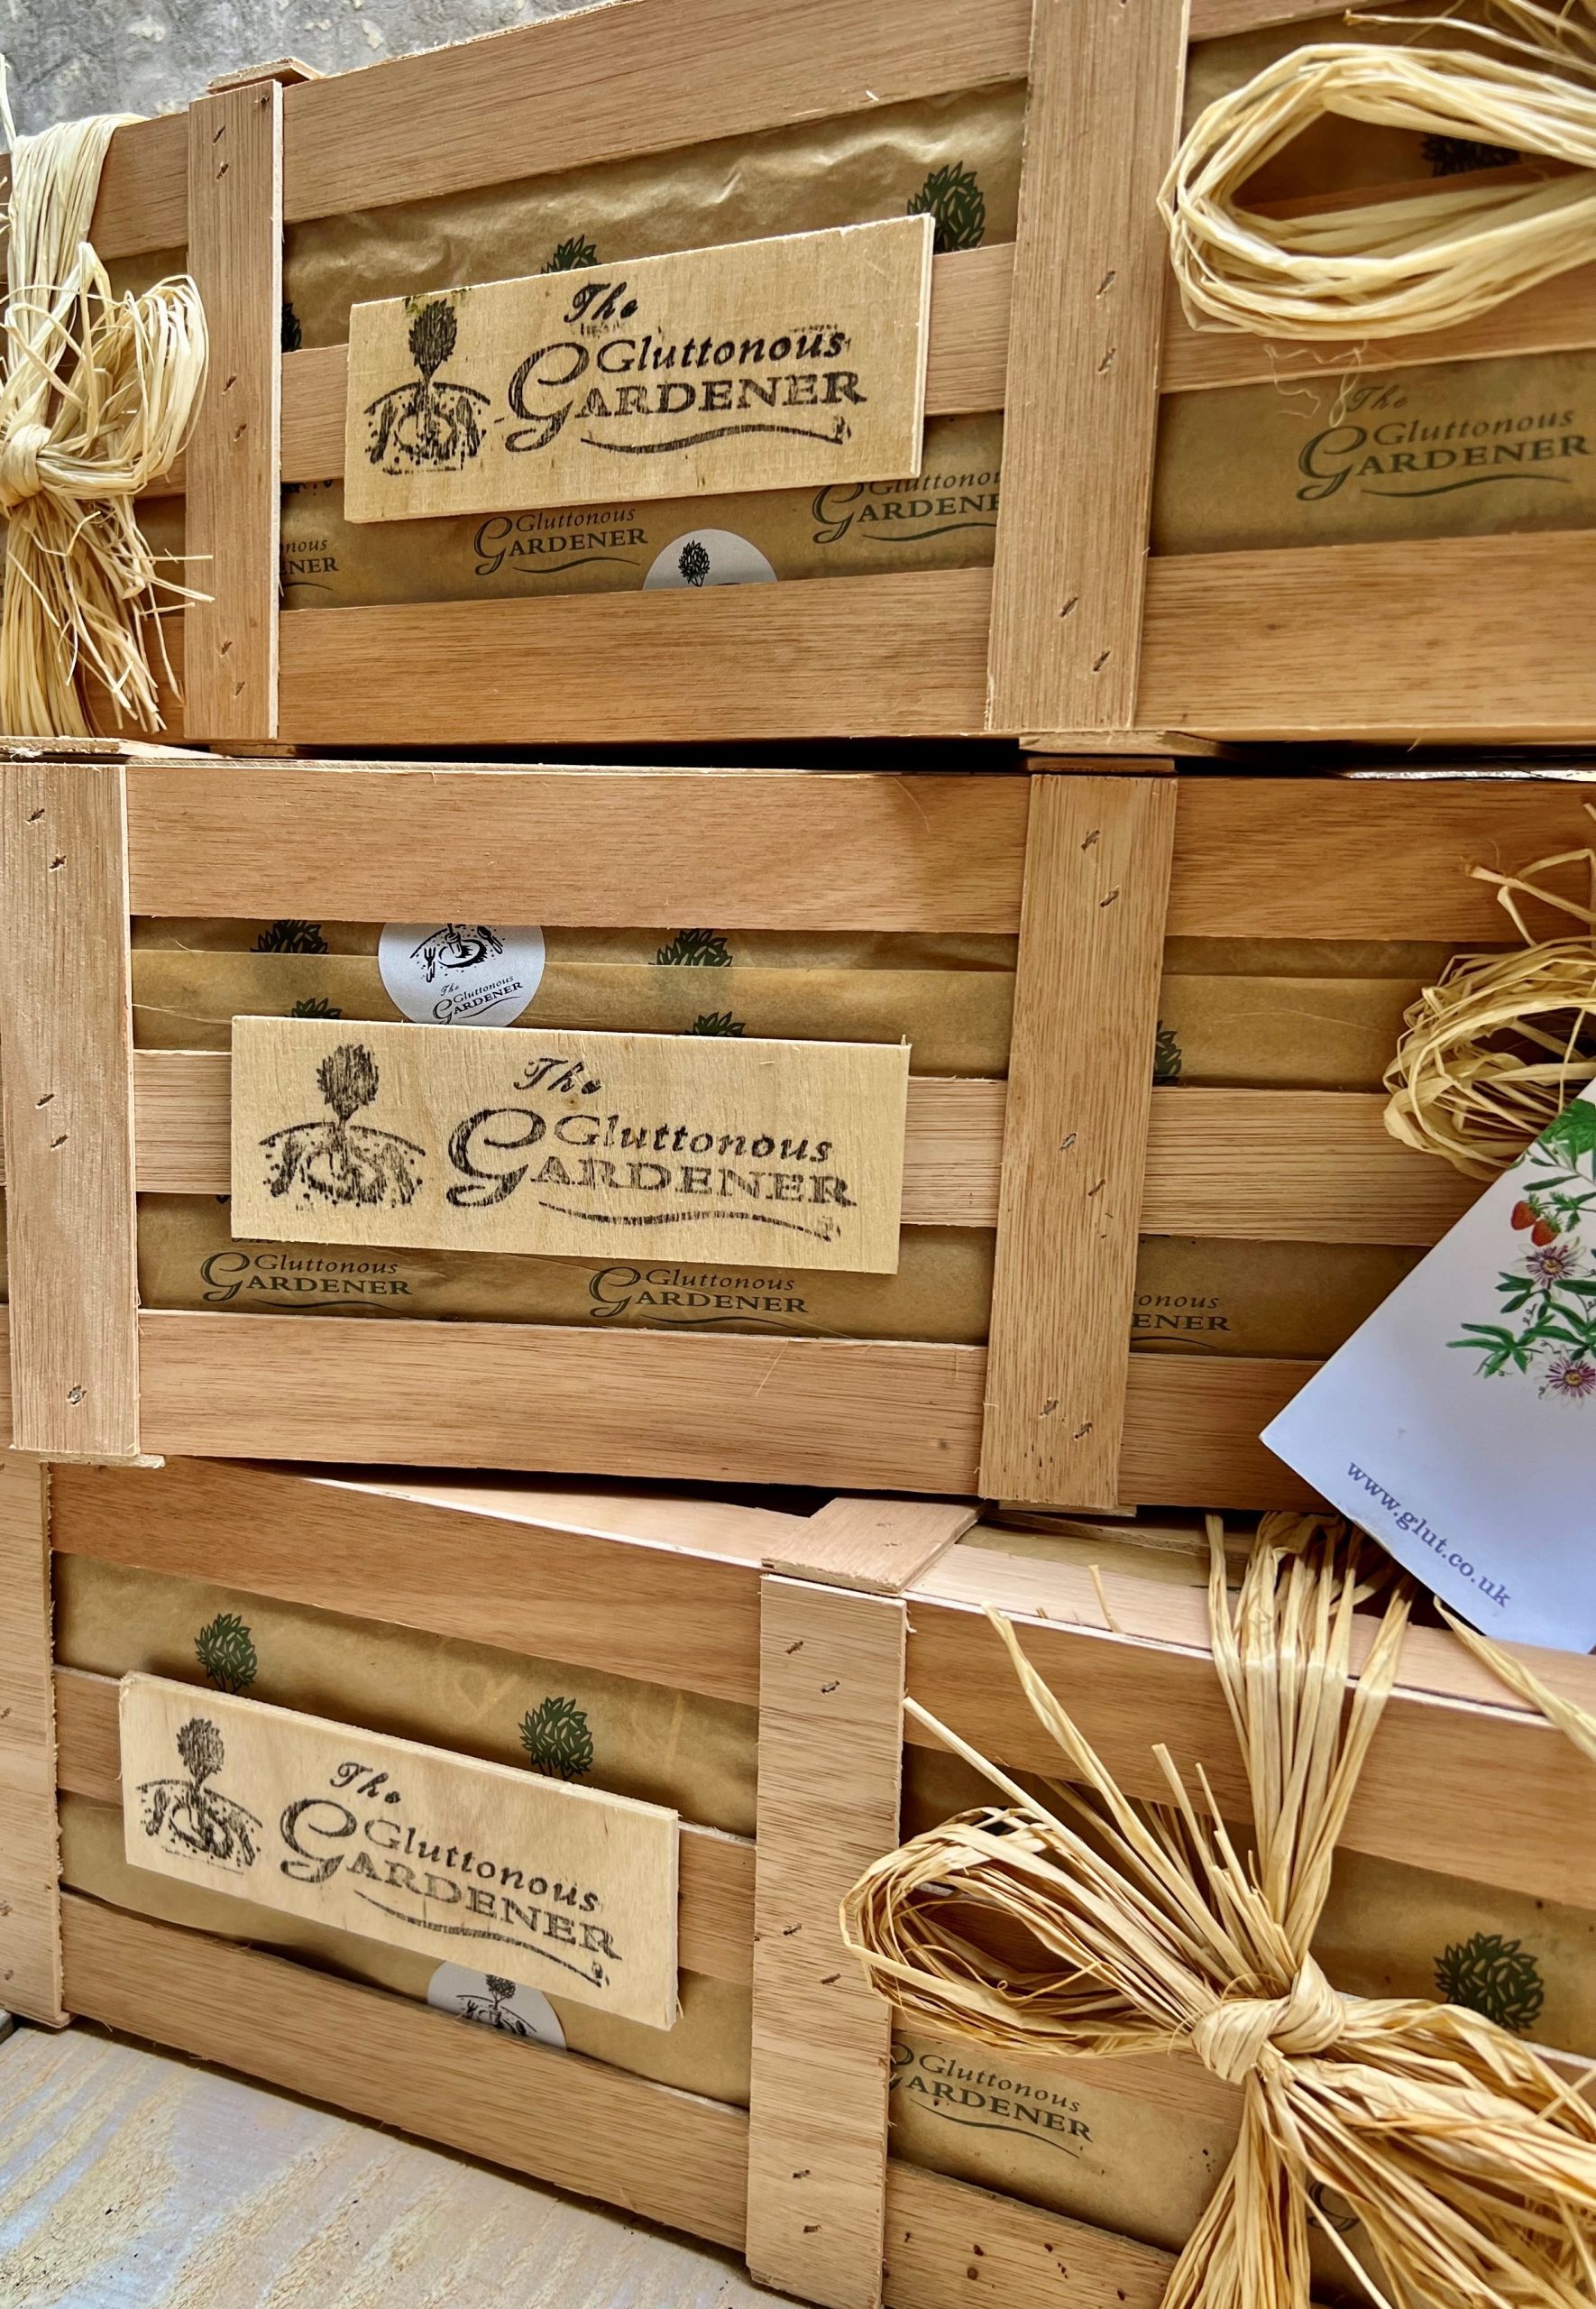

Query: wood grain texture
[[980, 778, 1177, 1508], [1138, 533, 1596, 741], [280, 244, 1012, 486], [0, 1453, 62, 2025], [885, 2166, 1173, 2309], [747, 1581, 905, 2309], [1166, 774, 1596, 940], [986, 0, 1188, 734], [765, 1498, 977, 1593], [54, 1662, 755, 1986], [1117, 1353, 1321, 1507], [0, 767, 141, 1462], [279, 0, 1032, 225], [136, 1311, 987, 1490], [1160, 256, 1596, 396], [60, 1893, 752, 2249], [904, 1595, 1596, 1908], [124, 764, 1029, 930], [182, 83, 282, 743], [50, 1457, 767, 1707], [84, 115, 188, 259], [276, 574, 994, 744]]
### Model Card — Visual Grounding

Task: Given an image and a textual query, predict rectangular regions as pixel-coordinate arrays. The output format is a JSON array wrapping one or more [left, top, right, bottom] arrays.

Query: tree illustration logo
[[254, 919, 329, 954], [546, 235, 598, 272], [195, 1612, 257, 1694], [259, 1043, 427, 1210], [364, 299, 491, 474], [1435, 1931, 1546, 2033], [656, 927, 731, 967], [1153, 1021, 1183, 1083], [519, 1696, 595, 1781], [688, 1011, 746, 1036], [908, 162, 986, 253], [453, 1973, 547, 2036], [289, 996, 343, 1021], [137, 1716, 262, 1871], [408, 924, 505, 984], [677, 538, 712, 587]]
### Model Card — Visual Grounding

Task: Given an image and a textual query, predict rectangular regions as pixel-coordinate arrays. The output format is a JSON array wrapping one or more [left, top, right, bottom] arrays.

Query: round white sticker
[[379, 921, 545, 1026], [644, 528, 777, 590], [427, 1964, 566, 2047]]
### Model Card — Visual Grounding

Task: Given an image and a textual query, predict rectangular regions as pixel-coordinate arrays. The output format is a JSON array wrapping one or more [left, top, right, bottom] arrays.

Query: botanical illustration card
[[1263, 1086, 1596, 1651]]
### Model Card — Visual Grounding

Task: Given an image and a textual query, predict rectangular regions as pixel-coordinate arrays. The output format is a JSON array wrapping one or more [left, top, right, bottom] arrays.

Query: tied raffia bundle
[[1384, 834, 1596, 1178], [842, 1526, 1596, 2309], [0, 67, 207, 735], [1161, 1, 1596, 343]]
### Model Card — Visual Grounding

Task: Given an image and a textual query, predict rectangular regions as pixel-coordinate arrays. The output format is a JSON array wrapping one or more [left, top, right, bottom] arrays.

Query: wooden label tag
[[120, 1676, 680, 2028], [343, 216, 932, 524], [230, 1017, 908, 1271]]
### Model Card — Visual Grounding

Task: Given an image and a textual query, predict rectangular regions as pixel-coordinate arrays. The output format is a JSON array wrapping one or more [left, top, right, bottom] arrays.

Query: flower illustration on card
[[1452, 1100, 1596, 1396]]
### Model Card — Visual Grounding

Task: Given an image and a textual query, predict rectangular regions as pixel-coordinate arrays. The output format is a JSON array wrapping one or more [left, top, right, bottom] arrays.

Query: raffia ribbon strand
[[842, 1523, 1596, 2309], [1162, 2, 1596, 343], [0, 60, 208, 735]]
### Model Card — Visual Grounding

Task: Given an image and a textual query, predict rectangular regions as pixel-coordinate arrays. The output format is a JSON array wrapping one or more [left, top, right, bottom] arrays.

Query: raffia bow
[[1161, 1, 1596, 345], [841, 1527, 1596, 2309], [0, 64, 207, 735]]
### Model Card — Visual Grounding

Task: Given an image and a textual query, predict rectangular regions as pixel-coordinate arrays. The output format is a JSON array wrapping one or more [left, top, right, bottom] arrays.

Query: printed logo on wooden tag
[[120, 1676, 679, 2028], [230, 1016, 908, 1272], [343, 216, 932, 523]]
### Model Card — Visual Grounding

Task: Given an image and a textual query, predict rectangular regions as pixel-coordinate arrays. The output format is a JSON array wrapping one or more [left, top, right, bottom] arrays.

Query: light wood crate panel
[[8, 761, 1596, 1505]]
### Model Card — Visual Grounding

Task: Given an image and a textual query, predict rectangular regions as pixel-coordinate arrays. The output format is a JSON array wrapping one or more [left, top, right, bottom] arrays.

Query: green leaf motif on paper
[[519, 1696, 595, 1782], [688, 1011, 746, 1036], [1153, 1021, 1183, 1084], [908, 162, 986, 253], [656, 928, 732, 967], [195, 1612, 257, 1695], [1435, 1932, 1545, 2034], [1452, 1109, 1596, 1397], [255, 918, 329, 954], [546, 235, 599, 272]]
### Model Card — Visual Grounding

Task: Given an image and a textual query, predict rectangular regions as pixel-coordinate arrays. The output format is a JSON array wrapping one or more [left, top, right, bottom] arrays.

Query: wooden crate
[[5, 755, 1587, 1506], [60, 0, 1596, 750], [7, 1448, 1593, 2309]]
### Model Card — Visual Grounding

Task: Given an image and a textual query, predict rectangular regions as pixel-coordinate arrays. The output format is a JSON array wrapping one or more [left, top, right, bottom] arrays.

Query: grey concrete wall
[[5, 0, 595, 133]]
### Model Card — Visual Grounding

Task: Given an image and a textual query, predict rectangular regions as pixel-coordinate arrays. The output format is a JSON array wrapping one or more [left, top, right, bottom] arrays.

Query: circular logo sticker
[[379, 921, 545, 1026], [644, 528, 777, 590], [427, 1964, 566, 2047]]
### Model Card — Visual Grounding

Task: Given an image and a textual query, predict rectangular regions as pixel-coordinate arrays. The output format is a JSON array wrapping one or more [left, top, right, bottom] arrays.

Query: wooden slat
[[885, 2166, 1172, 2309], [1140, 1089, 1481, 1245], [280, 0, 1032, 224], [986, 0, 1188, 734], [60, 1895, 751, 2249], [0, 1453, 63, 2025], [1138, 534, 1596, 743], [276, 574, 994, 746], [124, 764, 1029, 929], [1166, 774, 1596, 940], [1160, 257, 1596, 397], [182, 84, 283, 742], [107, 1060, 1473, 1247], [278, 244, 1012, 486], [765, 1498, 977, 1593], [904, 1593, 1596, 1908], [747, 1581, 905, 2309], [49, 1458, 766, 1707], [85, 115, 188, 259], [0, 767, 141, 1462], [1118, 1351, 1320, 1507], [50, 1666, 754, 1986], [136, 1311, 988, 1490], [980, 777, 1177, 1507]]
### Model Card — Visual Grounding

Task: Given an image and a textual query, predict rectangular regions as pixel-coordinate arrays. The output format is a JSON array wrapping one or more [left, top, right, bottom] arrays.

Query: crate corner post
[[0, 1451, 65, 2027]]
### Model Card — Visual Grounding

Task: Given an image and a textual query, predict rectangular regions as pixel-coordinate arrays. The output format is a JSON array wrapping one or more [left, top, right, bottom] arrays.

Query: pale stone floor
[[0, 2025, 786, 2308]]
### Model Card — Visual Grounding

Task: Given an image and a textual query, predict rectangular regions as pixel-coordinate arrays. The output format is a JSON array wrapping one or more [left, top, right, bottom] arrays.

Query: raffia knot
[[1189, 1955, 1347, 2084], [0, 421, 51, 513]]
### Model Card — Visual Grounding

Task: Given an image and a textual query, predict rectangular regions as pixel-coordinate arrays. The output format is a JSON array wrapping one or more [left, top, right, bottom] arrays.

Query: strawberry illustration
[[1510, 1200, 1537, 1231], [1532, 1218, 1559, 1246]]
